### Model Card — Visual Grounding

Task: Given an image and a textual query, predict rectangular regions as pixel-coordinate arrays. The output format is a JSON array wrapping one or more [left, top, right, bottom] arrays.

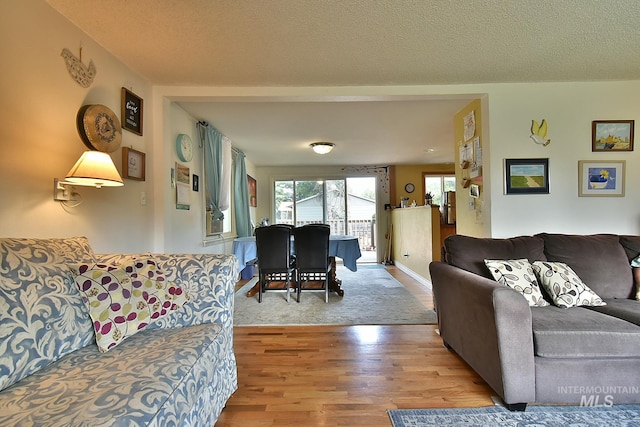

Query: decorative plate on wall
[[76, 104, 122, 153]]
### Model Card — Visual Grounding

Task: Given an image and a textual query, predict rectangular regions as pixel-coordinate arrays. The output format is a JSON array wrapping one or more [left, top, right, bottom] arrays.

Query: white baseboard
[[392, 261, 432, 290]]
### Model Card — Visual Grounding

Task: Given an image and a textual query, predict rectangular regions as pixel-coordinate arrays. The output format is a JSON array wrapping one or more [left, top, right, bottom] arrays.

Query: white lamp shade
[[65, 151, 124, 188], [310, 142, 335, 154]]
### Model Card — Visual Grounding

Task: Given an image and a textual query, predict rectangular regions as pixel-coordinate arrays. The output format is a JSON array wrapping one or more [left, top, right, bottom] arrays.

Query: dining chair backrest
[[276, 223, 295, 229], [255, 225, 292, 272], [293, 224, 330, 272]]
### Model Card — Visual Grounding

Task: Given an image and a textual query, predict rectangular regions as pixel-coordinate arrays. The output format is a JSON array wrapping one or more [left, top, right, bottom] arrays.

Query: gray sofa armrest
[[430, 261, 535, 405]]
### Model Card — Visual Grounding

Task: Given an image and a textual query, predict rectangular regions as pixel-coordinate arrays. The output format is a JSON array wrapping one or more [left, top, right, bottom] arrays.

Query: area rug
[[388, 404, 640, 427], [233, 265, 436, 326]]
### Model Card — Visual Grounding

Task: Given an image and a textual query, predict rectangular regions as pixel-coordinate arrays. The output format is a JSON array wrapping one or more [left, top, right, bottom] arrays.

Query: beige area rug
[[233, 265, 437, 326]]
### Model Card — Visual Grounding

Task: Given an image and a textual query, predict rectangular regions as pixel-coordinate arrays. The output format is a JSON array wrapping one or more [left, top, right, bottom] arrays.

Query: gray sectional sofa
[[0, 237, 238, 426], [429, 233, 640, 410]]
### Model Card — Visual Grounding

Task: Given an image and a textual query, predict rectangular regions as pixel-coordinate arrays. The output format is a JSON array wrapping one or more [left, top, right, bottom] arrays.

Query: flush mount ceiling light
[[310, 142, 335, 154]]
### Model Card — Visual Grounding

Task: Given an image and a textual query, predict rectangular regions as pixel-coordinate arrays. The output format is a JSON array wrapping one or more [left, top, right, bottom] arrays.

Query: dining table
[[231, 234, 362, 297]]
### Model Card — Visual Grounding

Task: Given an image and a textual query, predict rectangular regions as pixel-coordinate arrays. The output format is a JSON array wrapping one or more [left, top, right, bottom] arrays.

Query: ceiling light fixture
[[310, 142, 335, 154]]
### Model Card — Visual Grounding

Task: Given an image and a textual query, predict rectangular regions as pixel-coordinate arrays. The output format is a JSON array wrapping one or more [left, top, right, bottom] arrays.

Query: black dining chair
[[255, 225, 295, 303], [293, 224, 331, 303]]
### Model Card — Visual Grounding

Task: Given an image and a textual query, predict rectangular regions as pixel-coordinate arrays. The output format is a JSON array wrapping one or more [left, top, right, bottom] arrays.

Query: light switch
[[140, 191, 147, 205]]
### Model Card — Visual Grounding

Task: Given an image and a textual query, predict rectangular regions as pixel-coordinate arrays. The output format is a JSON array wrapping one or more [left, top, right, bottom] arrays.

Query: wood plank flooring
[[216, 265, 494, 426]]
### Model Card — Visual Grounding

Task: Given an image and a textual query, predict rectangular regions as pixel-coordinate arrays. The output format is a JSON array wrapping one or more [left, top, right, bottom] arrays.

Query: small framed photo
[[469, 184, 480, 198], [504, 158, 549, 194], [192, 174, 199, 192], [592, 120, 634, 151], [578, 160, 625, 197], [122, 147, 145, 181], [121, 87, 143, 136]]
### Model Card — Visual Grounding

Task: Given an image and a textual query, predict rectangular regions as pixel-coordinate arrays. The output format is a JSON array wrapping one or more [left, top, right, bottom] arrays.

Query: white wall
[[161, 103, 204, 253], [0, 1, 255, 255], [485, 81, 640, 237], [0, 0, 154, 253]]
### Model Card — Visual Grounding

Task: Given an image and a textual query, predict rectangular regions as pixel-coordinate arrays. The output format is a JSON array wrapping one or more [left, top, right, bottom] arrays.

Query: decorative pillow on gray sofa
[[485, 259, 550, 307], [0, 237, 96, 392], [532, 261, 606, 308]]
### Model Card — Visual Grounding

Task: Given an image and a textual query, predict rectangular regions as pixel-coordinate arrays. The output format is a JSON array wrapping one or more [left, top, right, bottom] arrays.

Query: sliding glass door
[[276, 177, 375, 229], [274, 177, 377, 257], [326, 179, 346, 234], [295, 180, 325, 225]]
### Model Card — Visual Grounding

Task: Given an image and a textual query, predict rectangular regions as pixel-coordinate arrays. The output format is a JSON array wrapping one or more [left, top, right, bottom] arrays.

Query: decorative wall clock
[[176, 134, 193, 162]]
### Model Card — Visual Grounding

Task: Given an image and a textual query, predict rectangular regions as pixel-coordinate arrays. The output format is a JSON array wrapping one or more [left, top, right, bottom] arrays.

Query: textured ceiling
[[46, 0, 640, 166]]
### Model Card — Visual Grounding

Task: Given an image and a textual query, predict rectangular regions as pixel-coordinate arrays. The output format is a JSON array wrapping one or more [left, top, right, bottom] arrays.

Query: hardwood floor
[[216, 265, 494, 426]]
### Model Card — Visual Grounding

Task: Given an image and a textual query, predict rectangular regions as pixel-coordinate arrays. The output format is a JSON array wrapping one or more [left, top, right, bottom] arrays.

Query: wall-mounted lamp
[[54, 151, 124, 202], [310, 142, 335, 154]]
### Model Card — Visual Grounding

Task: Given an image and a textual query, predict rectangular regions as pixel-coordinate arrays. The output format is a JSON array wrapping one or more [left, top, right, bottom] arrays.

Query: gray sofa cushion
[[443, 235, 547, 279], [531, 306, 640, 358], [537, 233, 634, 299], [587, 298, 640, 326]]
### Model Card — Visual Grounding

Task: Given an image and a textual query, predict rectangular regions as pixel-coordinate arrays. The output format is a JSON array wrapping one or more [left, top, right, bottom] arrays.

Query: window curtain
[[220, 136, 232, 210], [233, 150, 252, 237], [203, 125, 230, 219]]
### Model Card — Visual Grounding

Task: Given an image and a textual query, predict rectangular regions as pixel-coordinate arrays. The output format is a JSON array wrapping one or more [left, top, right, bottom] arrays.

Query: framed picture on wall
[[122, 147, 145, 180], [248, 175, 257, 207], [470, 184, 480, 198], [504, 158, 549, 195], [121, 87, 143, 135], [592, 120, 634, 151], [578, 160, 625, 197]]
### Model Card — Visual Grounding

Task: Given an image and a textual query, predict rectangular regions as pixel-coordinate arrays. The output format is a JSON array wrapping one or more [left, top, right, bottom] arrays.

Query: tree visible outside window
[[424, 175, 456, 206]]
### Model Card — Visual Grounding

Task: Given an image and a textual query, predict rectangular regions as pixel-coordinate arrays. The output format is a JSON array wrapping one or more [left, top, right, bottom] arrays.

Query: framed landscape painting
[[504, 158, 549, 194], [578, 160, 625, 197], [592, 120, 634, 151]]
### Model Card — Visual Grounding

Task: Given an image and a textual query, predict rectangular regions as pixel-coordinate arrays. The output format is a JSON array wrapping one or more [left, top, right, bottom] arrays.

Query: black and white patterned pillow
[[484, 259, 550, 307], [532, 261, 606, 308]]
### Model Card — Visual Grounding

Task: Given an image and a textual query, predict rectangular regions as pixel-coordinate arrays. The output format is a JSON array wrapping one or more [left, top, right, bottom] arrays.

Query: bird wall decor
[[61, 47, 96, 88], [530, 119, 551, 146]]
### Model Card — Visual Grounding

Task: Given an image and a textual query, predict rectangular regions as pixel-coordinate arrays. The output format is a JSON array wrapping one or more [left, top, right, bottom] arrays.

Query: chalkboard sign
[[121, 87, 143, 135]]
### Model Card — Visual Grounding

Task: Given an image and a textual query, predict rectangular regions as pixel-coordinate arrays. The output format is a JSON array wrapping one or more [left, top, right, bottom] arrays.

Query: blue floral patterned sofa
[[0, 237, 238, 426]]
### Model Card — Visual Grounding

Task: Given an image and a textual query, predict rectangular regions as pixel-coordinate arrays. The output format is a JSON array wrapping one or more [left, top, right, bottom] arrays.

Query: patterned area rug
[[388, 405, 640, 427], [233, 265, 436, 326]]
